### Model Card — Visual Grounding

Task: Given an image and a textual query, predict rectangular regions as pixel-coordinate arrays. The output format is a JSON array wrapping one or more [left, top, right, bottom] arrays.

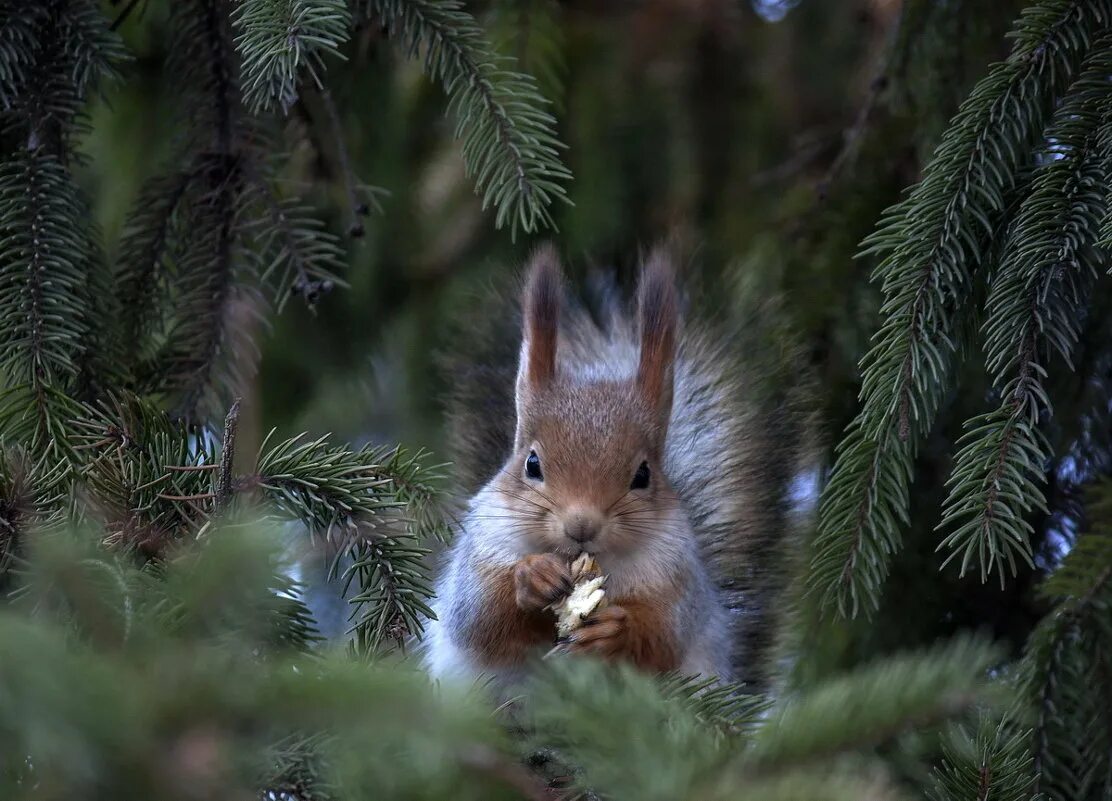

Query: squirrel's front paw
[[513, 553, 573, 612], [566, 605, 629, 659]]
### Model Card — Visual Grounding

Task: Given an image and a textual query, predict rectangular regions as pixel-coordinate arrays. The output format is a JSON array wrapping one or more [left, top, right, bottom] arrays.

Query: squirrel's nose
[[564, 510, 601, 544]]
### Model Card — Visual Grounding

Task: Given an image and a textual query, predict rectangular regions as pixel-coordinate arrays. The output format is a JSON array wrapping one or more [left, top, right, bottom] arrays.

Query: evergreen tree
[[0, 1, 1110, 799]]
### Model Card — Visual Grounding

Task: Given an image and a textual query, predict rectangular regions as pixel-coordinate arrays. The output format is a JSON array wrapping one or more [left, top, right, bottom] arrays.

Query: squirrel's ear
[[514, 245, 562, 442], [519, 245, 562, 390], [636, 248, 677, 432]]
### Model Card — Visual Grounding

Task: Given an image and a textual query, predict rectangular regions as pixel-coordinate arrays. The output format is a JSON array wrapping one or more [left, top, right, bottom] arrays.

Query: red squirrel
[[424, 246, 759, 685]]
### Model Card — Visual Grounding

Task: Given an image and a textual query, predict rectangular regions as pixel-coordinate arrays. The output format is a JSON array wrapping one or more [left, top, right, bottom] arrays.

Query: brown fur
[[569, 596, 682, 672], [493, 376, 681, 563], [425, 244, 764, 685], [502, 246, 679, 564], [462, 562, 558, 668], [513, 553, 573, 611], [467, 249, 689, 675]]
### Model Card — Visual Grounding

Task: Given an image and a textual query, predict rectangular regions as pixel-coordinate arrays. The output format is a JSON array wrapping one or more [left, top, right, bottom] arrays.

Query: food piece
[[555, 576, 606, 638], [550, 552, 607, 638]]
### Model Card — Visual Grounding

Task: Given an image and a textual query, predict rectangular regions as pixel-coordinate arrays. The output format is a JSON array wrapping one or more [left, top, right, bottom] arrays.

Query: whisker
[[473, 523, 546, 538], [511, 476, 561, 509], [492, 489, 555, 513], [608, 502, 643, 519], [469, 521, 548, 529], [470, 514, 547, 520], [613, 522, 680, 536], [605, 490, 635, 514], [612, 508, 681, 519], [612, 507, 682, 520]]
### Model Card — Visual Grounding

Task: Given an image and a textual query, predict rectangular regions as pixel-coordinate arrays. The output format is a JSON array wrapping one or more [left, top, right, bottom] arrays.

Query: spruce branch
[[253, 431, 402, 529], [71, 395, 218, 554], [115, 165, 204, 365], [172, 1, 251, 419], [813, 0, 1112, 616], [357, 0, 571, 237], [343, 524, 436, 656], [746, 635, 1001, 771], [939, 40, 1112, 584], [260, 732, 338, 801], [1016, 482, 1112, 800], [232, 0, 351, 115], [165, 168, 259, 422], [253, 433, 447, 655], [0, 3, 51, 112], [245, 178, 347, 310], [0, 150, 98, 455], [117, 1, 262, 419], [528, 637, 999, 801], [124, 162, 262, 421], [342, 447, 450, 654], [0, 446, 67, 584], [0, 152, 88, 385], [1021, 587, 1112, 801], [928, 717, 1038, 801], [74, 224, 125, 403], [526, 659, 760, 801], [0, 0, 127, 154], [123, 0, 352, 411], [939, 407, 1050, 584], [810, 424, 913, 617], [166, 0, 254, 163]]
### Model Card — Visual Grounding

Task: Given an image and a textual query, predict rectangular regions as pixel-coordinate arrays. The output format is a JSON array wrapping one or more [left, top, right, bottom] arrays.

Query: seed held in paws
[[549, 552, 607, 639]]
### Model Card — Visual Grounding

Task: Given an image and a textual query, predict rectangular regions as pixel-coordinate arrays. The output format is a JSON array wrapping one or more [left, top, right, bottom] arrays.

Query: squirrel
[[423, 244, 810, 687]]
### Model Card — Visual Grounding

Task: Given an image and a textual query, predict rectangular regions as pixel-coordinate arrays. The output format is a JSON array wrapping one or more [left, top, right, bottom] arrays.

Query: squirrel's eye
[[631, 461, 650, 490], [525, 450, 543, 481]]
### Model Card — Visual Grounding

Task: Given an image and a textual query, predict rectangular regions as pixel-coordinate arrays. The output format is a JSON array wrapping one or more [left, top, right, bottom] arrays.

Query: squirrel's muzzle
[[563, 509, 602, 544]]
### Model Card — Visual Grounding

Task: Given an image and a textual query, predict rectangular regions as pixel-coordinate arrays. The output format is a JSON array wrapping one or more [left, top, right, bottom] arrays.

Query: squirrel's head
[[491, 245, 681, 559]]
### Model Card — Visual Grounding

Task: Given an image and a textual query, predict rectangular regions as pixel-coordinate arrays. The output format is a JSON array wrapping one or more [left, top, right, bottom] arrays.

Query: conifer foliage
[[1, 0, 1112, 799], [0, 0, 461, 658], [812, 2, 1112, 800], [815, 0, 1112, 609]]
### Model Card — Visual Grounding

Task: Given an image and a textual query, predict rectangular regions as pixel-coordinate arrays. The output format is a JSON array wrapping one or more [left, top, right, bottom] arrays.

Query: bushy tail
[[438, 250, 815, 688], [669, 279, 816, 688]]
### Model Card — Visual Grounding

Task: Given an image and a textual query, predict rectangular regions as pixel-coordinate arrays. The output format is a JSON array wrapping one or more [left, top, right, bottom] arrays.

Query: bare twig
[[319, 88, 370, 238], [816, 5, 904, 199], [157, 492, 217, 502], [816, 74, 890, 199], [216, 398, 240, 511], [110, 0, 145, 31]]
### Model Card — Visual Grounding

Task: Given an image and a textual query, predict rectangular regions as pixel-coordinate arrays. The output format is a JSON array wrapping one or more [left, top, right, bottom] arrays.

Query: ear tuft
[[520, 244, 563, 390], [637, 247, 678, 423]]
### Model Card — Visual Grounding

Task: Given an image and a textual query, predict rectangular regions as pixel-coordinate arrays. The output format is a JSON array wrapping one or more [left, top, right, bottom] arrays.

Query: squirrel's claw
[[565, 605, 628, 658]]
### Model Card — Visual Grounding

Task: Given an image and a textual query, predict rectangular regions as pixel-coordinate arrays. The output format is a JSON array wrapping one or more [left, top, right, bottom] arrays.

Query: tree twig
[[158, 492, 217, 502], [319, 88, 370, 237], [216, 398, 241, 511], [110, 0, 145, 31]]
